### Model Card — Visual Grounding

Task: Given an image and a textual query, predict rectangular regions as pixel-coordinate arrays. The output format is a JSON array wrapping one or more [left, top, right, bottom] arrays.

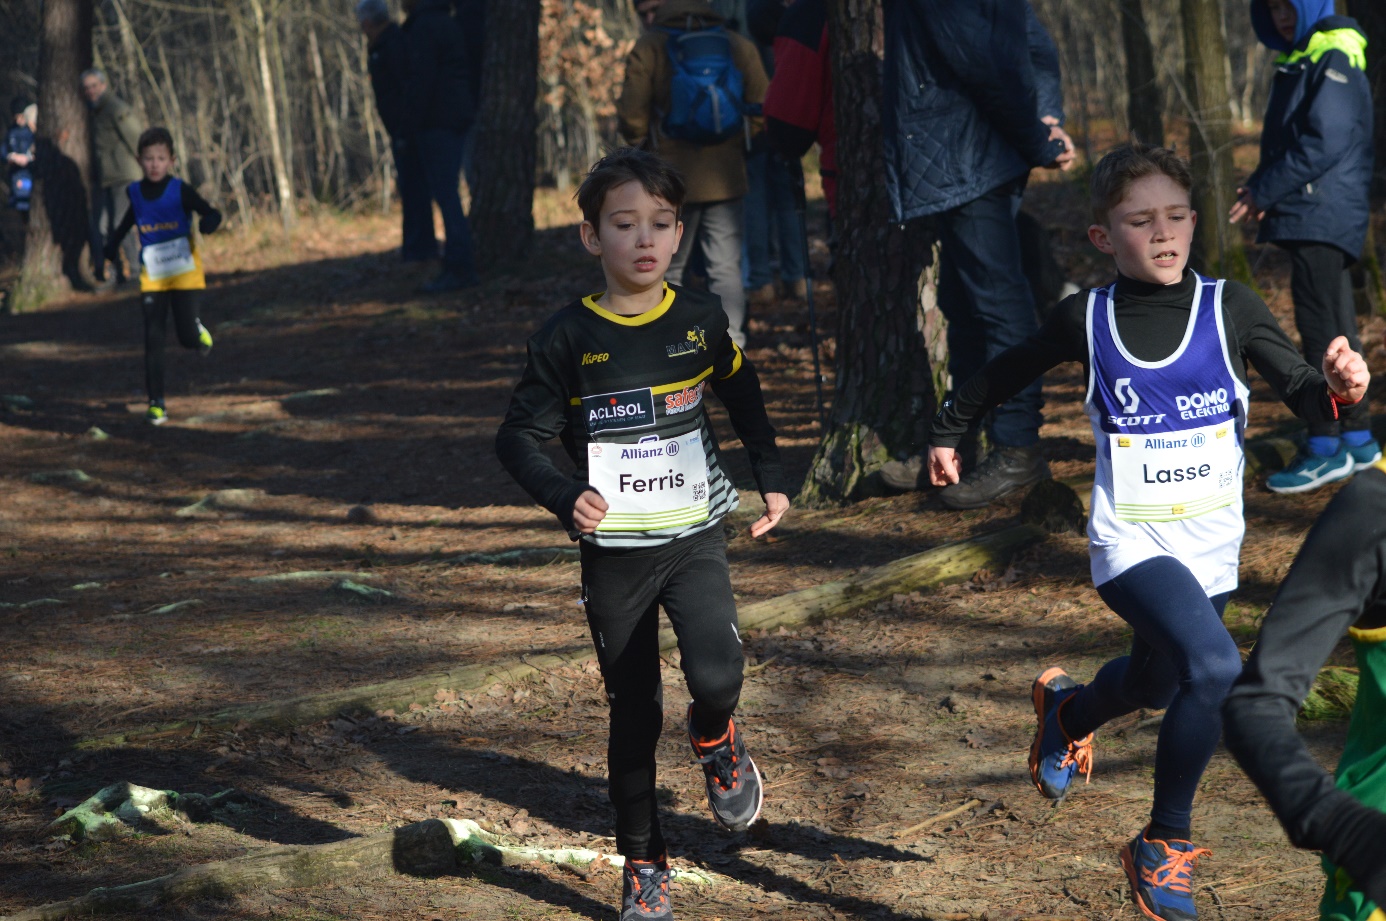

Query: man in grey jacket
[[82, 68, 143, 285]]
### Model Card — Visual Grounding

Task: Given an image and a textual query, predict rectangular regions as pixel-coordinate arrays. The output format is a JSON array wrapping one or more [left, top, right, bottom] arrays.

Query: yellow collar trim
[[582, 284, 674, 326], [1349, 625, 1386, 644]]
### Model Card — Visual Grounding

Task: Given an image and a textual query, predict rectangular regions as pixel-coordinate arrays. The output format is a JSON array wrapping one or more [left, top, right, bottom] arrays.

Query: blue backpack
[[660, 24, 745, 145]]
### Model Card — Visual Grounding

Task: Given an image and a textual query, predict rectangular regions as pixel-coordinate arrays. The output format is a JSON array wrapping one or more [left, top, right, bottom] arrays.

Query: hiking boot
[[688, 706, 763, 832], [880, 454, 928, 491], [419, 269, 479, 294], [1346, 439, 1382, 471], [940, 444, 1049, 509], [1120, 827, 1211, 921], [1265, 446, 1353, 494], [621, 854, 674, 920], [145, 404, 167, 426], [1028, 667, 1093, 802], [195, 321, 213, 355]]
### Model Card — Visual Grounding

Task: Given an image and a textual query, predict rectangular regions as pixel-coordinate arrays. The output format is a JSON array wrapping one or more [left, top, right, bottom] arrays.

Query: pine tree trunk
[[249, 0, 294, 229], [1119, 0, 1163, 146], [798, 0, 938, 506], [472, 0, 540, 268], [1179, 0, 1247, 280], [12, 0, 94, 313]]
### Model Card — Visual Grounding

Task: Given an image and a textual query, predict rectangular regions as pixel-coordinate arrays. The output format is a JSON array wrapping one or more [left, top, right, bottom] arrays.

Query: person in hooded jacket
[[1231, 0, 1379, 494]]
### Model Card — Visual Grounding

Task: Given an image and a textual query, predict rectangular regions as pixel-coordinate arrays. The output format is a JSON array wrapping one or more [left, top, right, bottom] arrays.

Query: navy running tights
[[1060, 555, 1241, 832]]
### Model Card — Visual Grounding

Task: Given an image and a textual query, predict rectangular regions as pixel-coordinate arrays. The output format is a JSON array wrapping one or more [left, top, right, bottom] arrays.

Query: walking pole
[[788, 156, 827, 430]]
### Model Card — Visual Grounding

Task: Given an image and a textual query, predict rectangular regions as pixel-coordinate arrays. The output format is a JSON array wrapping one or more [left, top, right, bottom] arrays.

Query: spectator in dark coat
[[1231, 0, 1378, 492], [761, 0, 835, 215], [358, 0, 437, 264], [880, 0, 1073, 507], [401, 0, 479, 292]]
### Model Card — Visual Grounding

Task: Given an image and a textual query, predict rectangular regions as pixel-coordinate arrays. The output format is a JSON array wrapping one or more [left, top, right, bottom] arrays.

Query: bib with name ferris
[[1084, 274, 1250, 594], [587, 431, 710, 531]]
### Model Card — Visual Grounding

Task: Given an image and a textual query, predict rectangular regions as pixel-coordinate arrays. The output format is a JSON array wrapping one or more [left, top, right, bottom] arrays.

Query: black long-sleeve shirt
[[107, 176, 221, 249], [930, 269, 1341, 446], [496, 284, 786, 546], [1223, 468, 1386, 909]]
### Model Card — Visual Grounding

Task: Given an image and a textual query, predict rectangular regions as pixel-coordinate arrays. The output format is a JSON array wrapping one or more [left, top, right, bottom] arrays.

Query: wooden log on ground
[[77, 501, 1060, 751], [0, 820, 458, 921]]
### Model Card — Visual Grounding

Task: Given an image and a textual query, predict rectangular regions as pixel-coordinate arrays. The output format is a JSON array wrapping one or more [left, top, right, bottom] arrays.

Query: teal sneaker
[[1346, 440, 1382, 471], [195, 321, 213, 355], [1266, 447, 1353, 494], [145, 404, 167, 426], [1120, 827, 1211, 920]]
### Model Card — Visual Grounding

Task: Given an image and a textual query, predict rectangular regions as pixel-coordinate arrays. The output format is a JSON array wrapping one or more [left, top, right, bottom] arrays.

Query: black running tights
[[141, 289, 202, 405]]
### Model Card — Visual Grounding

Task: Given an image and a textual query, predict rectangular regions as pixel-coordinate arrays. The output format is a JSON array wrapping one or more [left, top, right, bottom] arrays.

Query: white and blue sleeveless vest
[[1083, 274, 1250, 595]]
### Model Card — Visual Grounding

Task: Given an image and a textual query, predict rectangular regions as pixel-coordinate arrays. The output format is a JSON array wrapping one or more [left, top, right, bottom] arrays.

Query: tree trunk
[[798, 0, 938, 505], [13, 0, 94, 313], [248, 0, 294, 228], [1347, 0, 1386, 199], [1119, 0, 1163, 146], [471, 0, 540, 268], [1179, 0, 1248, 280]]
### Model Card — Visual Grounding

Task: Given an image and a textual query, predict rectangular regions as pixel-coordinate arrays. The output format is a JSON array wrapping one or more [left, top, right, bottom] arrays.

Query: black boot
[[939, 444, 1049, 509]]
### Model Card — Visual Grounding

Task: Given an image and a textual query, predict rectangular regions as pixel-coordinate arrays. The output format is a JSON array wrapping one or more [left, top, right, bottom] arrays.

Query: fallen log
[[47, 782, 242, 841], [78, 484, 1072, 750], [3, 814, 713, 921]]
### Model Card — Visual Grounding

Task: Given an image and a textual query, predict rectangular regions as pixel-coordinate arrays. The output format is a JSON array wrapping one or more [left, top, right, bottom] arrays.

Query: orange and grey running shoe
[[1028, 666, 1093, 802], [688, 705, 763, 832], [1120, 826, 1211, 920], [620, 853, 673, 920]]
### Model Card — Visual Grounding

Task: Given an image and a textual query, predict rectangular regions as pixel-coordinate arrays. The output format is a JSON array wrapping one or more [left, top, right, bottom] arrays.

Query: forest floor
[[0, 169, 1382, 921]]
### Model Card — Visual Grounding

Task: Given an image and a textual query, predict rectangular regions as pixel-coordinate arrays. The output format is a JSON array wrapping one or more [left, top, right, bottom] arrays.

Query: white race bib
[[1109, 421, 1239, 522], [588, 431, 709, 531], [142, 236, 196, 281]]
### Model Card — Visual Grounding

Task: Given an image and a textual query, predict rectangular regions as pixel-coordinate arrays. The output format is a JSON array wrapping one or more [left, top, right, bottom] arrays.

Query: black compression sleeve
[[1221, 281, 1338, 425], [1223, 469, 1386, 907], [709, 350, 787, 496], [109, 198, 136, 249]]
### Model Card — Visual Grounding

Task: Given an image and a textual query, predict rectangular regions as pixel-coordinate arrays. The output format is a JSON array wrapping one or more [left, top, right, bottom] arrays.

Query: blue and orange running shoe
[[620, 853, 673, 920], [1028, 666, 1093, 802], [1120, 826, 1211, 920]]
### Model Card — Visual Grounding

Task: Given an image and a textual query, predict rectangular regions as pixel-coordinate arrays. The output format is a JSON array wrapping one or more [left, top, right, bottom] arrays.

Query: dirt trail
[[0, 201, 1377, 919]]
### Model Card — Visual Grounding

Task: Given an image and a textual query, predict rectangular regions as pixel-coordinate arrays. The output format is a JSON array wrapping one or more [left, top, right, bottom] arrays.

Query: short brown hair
[[576, 147, 685, 229], [137, 126, 175, 157], [1090, 141, 1193, 225]]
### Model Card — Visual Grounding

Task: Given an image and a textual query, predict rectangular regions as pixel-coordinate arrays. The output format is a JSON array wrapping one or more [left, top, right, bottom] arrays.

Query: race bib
[[587, 431, 709, 531], [1109, 421, 1239, 522], [142, 236, 196, 281]]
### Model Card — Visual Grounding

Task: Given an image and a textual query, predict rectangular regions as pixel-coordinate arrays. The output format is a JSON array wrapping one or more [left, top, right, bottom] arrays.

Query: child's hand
[[200, 211, 222, 235], [928, 446, 961, 487], [750, 492, 789, 538], [572, 489, 608, 534], [1323, 335, 1370, 405], [1228, 188, 1262, 224]]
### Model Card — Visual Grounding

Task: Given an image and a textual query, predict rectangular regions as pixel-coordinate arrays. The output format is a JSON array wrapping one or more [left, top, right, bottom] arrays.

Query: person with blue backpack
[[618, 0, 769, 348], [5, 97, 35, 222], [1229, 0, 1379, 493]]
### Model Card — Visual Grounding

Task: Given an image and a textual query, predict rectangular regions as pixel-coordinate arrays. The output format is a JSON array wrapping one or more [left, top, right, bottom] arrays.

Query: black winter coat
[[882, 0, 1065, 221], [1247, 16, 1373, 260], [400, 0, 479, 137], [367, 23, 407, 139]]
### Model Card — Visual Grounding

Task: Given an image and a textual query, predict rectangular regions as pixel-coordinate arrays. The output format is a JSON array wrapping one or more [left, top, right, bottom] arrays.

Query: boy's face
[[1266, 0, 1297, 43], [139, 144, 174, 183], [1088, 173, 1196, 287], [580, 180, 683, 296]]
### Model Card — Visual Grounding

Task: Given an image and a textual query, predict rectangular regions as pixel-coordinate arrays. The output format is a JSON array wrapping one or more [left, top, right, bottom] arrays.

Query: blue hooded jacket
[[1246, 0, 1372, 259], [881, 0, 1066, 221]]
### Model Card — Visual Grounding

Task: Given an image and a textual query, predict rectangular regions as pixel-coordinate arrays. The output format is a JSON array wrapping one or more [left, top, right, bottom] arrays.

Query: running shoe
[[1347, 440, 1383, 471], [620, 854, 673, 920], [1028, 666, 1093, 802], [1266, 446, 1353, 494], [688, 705, 763, 832], [1120, 826, 1211, 921], [196, 321, 213, 355], [145, 404, 167, 426]]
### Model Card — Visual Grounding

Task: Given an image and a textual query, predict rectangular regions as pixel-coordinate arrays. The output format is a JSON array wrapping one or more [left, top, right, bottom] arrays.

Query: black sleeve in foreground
[[709, 344, 788, 497], [1222, 281, 1338, 426], [494, 334, 589, 533], [929, 291, 1087, 448], [1222, 469, 1386, 909]]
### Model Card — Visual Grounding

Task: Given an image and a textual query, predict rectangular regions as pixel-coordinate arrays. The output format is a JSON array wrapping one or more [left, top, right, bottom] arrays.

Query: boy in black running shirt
[[496, 147, 789, 921]]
